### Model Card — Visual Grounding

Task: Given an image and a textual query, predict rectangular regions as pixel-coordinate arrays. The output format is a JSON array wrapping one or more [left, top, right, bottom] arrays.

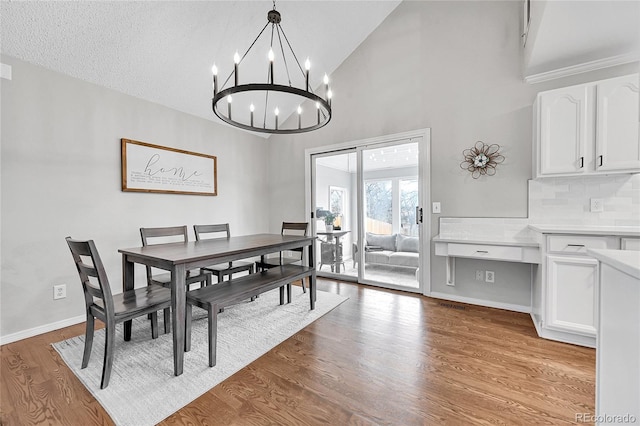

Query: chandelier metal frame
[[211, 4, 332, 134]]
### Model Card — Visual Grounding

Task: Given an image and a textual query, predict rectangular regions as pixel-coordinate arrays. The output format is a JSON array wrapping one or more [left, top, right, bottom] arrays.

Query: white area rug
[[53, 287, 347, 426]]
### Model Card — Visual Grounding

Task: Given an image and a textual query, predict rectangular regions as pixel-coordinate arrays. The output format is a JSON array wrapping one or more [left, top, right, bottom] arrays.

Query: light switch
[[432, 202, 441, 214]]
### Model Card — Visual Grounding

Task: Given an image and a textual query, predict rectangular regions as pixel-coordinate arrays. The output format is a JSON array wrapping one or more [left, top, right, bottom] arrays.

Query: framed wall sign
[[121, 138, 217, 196]]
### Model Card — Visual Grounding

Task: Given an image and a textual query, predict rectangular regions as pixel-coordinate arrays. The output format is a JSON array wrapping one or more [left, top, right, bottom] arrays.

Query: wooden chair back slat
[[140, 226, 189, 246], [140, 226, 189, 285], [281, 222, 308, 257], [193, 224, 230, 241], [66, 237, 115, 315]]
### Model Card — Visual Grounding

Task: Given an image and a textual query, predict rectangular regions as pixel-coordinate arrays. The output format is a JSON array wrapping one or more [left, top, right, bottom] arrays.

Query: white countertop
[[529, 224, 640, 237], [433, 235, 539, 247], [588, 249, 640, 280]]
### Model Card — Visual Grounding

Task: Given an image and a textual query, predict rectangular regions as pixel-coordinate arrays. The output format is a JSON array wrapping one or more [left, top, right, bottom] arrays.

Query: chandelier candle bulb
[[227, 95, 232, 119], [316, 102, 320, 124], [250, 103, 255, 126], [233, 52, 240, 86], [211, 64, 218, 95], [268, 48, 275, 85], [323, 74, 329, 98], [305, 58, 311, 91], [297, 105, 302, 129], [274, 107, 279, 129]]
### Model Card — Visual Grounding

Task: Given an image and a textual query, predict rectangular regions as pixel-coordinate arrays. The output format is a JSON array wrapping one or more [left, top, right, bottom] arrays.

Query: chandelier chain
[[220, 21, 270, 90], [275, 25, 293, 87], [278, 25, 308, 89]]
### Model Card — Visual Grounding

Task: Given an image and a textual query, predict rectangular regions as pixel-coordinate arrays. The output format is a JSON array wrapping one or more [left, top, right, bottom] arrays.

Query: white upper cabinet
[[538, 85, 593, 175], [534, 74, 640, 178], [596, 75, 640, 172]]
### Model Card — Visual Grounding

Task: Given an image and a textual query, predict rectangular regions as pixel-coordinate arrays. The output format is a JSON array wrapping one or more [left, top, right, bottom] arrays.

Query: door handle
[[579, 157, 584, 168], [416, 207, 423, 224], [598, 155, 603, 167]]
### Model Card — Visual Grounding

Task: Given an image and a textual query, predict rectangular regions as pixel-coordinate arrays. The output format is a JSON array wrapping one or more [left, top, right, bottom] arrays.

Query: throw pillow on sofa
[[397, 234, 419, 253], [365, 232, 396, 251]]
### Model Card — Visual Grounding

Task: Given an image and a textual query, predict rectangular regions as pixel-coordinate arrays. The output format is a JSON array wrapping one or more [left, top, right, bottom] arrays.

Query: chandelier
[[211, 2, 332, 134]]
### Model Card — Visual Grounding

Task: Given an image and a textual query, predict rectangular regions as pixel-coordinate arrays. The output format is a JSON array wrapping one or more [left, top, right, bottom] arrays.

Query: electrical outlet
[[485, 271, 495, 283], [432, 202, 441, 214], [53, 284, 66, 300], [475, 270, 484, 281], [590, 198, 604, 212]]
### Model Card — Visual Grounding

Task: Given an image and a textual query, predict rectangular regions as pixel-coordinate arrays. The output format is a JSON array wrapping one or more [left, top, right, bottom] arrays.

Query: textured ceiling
[[1, 0, 402, 135]]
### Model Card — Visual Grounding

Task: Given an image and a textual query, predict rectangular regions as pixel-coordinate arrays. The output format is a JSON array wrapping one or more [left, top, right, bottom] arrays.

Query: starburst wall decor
[[460, 141, 505, 179]]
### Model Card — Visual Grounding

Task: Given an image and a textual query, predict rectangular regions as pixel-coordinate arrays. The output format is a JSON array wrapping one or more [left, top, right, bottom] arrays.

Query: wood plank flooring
[[1, 280, 595, 425]]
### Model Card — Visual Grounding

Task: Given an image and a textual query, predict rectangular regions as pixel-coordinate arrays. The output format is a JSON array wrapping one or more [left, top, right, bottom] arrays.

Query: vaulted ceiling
[[1, 1, 402, 131], [2, 1, 638, 133]]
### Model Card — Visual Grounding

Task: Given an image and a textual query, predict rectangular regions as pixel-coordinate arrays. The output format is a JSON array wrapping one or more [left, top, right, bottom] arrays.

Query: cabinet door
[[546, 255, 598, 337], [596, 74, 640, 172], [538, 86, 593, 176]]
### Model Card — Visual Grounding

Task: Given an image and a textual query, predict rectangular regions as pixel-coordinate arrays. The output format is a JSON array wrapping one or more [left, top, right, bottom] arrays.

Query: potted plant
[[324, 212, 336, 231]]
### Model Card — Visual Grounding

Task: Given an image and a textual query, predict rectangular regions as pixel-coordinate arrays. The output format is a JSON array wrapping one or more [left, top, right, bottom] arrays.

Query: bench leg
[[208, 304, 218, 367], [185, 303, 193, 352], [287, 283, 292, 304], [163, 308, 170, 334], [279, 286, 285, 305], [150, 311, 159, 339]]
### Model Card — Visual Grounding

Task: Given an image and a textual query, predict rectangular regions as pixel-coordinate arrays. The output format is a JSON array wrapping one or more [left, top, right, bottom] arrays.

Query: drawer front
[[547, 235, 619, 254], [448, 243, 523, 262], [621, 238, 640, 251]]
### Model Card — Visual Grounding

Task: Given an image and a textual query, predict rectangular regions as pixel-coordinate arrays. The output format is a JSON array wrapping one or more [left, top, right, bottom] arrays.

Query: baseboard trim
[[0, 315, 85, 346], [429, 292, 531, 313]]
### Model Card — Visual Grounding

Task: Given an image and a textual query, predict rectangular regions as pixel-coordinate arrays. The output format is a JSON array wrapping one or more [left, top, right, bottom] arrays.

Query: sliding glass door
[[360, 141, 420, 290], [312, 150, 357, 280], [310, 134, 426, 293]]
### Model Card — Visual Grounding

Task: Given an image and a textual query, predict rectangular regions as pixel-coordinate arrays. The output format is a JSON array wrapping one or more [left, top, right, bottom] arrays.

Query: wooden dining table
[[118, 233, 317, 376]]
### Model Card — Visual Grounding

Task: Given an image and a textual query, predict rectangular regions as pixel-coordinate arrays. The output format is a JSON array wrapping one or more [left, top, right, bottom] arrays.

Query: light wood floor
[[1, 279, 595, 425]]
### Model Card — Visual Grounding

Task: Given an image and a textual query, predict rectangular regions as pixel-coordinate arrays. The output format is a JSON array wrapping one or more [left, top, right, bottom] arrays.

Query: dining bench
[[185, 264, 314, 367]]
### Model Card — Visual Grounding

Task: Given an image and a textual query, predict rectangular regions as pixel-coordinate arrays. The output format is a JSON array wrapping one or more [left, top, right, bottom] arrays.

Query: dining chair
[[193, 224, 254, 282], [65, 237, 172, 389], [140, 226, 212, 328], [140, 226, 213, 290], [255, 221, 309, 292]]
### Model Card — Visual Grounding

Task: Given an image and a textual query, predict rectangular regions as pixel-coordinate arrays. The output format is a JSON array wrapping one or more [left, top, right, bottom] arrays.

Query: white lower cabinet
[[532, 233, 621, 347], [545, 255, 598, 337]]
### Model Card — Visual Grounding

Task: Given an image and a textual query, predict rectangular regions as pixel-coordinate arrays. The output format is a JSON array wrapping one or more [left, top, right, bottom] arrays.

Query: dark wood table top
[[118, 233, 316, 265]]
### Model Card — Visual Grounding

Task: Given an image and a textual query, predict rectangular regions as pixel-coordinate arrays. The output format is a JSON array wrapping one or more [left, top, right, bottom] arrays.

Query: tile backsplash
[[528, 174, 640, 226]]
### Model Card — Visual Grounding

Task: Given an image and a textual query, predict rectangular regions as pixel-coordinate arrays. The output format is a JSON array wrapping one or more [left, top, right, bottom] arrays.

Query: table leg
[[334, 235, 342, 274], [122, 255, 135, 341], [309, 242, 316, 309], [172, 264, 186, 376]]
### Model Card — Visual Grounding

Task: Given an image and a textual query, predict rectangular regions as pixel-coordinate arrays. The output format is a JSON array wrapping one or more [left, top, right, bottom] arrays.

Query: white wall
[[0, 56, 269, 341], [265, 1, 638, 305]]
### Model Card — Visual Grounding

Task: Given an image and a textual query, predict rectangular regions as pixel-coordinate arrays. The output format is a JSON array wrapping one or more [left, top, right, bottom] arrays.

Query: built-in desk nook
[[434, 218, 541, 286], [434, 218, 640, 349]]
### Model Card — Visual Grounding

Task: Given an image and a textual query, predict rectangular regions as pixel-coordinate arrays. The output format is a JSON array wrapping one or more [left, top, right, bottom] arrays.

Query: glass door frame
[[305, 129, 431, 295], [357, 140, 421, 292], [310, 148, 358, 283]]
